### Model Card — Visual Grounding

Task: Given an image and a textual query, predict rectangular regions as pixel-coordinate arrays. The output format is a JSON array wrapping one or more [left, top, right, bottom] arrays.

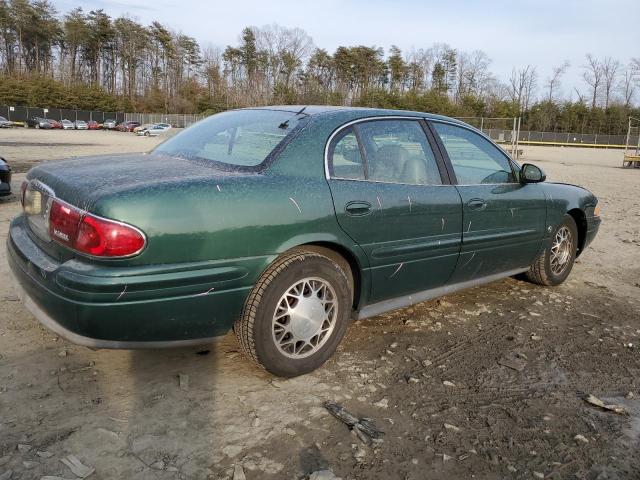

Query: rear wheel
[[234, 249, 353, 377], [526, 215, 578, 286]]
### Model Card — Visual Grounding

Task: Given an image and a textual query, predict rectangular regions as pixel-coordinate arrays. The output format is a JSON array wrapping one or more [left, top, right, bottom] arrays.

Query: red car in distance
[[87, 121, 100, 130], [116, 121, 140, 132], [48, 119, 62, 129]]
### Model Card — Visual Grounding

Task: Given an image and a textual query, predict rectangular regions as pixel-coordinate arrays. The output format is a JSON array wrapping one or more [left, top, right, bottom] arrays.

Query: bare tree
[[619, 66, 636, 107], [509, 65, 536, 112], [545, 60, 570, 101], [601, 57, 620, 108], [582, 54, 603, 109]]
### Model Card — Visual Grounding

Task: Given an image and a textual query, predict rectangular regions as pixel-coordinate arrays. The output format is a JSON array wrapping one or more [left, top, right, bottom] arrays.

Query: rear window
[[154, 109, 305, 168]]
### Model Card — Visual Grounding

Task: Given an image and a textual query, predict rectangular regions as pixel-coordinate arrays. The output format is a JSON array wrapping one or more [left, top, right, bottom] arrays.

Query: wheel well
[[567, 208, 587, 256], [290, 243, 362, 311]]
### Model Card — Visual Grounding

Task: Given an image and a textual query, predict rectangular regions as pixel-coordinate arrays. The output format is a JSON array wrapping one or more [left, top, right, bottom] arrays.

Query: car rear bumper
[[7, 215, 254, 348]]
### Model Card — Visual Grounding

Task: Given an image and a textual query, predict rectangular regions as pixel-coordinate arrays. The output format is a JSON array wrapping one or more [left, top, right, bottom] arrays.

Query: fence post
[[515, 117, 521, 159], [480, 117, 484, 132]]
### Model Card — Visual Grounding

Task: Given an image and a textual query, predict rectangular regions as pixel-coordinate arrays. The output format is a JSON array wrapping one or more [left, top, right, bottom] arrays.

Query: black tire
[[526, 215, 578, 286], [234, 249, 353, 377]]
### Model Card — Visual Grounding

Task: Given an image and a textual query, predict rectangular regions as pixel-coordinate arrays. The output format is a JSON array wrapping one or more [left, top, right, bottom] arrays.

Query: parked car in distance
[[48, 119, 62, 129], [0, 116, 13, 128], [0, 156, 11, 197], [136, 123, 172, 136], [26, 117, 53, 129], [74, 120, 88, 130], [103, 119, 117, 130], [117, 121, 140, 132], [133, 123, 154, 133], [87, 121, 100, 130], [61, 119, 75, 130], [7, 106, 601, 377]]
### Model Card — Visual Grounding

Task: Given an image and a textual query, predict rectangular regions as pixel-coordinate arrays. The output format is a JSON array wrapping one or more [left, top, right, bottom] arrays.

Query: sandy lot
[[0, 128, 167, 173], [0, 134, 639, 480]]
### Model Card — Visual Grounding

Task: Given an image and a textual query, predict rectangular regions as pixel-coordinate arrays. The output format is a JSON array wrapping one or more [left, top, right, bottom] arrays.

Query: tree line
[[0, 0, 639, 134]]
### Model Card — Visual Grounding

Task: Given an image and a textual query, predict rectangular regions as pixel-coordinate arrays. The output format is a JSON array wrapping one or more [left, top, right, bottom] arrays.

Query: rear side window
[[328, 127, 365, 180], [432, 122, 516, 185], [357, 120, 442, 185], [328, 119, 443, 186]]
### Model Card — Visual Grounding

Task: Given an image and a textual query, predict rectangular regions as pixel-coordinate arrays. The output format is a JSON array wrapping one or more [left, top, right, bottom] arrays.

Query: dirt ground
[[1, 132, 639, 480]]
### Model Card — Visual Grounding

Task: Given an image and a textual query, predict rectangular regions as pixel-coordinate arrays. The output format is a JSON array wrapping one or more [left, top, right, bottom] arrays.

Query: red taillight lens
[[48, 199, 145, 257]]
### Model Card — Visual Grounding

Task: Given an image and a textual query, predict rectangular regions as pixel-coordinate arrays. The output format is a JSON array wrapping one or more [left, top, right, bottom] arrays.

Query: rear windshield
[[154, 109, 305, 167]]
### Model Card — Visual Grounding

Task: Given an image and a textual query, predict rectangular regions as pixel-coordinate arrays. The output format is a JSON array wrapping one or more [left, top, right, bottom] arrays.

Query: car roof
[[242, 105, 470, 127]]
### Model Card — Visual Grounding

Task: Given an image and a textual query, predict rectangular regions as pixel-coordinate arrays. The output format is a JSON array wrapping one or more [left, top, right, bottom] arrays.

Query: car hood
[[26, 153, 254, 210]]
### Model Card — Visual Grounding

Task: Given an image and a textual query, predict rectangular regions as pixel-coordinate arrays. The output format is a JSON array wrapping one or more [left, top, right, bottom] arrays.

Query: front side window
[[154, 109, 305, 168], [432, 122, 516, 185]]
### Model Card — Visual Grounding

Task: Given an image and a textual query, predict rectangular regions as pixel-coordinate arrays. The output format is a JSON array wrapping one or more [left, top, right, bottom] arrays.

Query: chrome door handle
[[467, 199, 487, 211], [345, 201, 372, 216]]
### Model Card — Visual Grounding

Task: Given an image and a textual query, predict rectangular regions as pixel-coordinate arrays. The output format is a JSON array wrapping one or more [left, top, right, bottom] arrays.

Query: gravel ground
[[0, 134, 639, 480]]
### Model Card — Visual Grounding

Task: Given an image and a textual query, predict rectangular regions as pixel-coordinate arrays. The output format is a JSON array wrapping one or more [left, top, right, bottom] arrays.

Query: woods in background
[[0, 0, 638, 134]]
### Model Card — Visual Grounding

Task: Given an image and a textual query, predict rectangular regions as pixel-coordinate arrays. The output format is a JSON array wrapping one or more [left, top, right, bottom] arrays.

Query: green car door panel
[[429, 120, 547, 283], [6, 106, 600, 351]]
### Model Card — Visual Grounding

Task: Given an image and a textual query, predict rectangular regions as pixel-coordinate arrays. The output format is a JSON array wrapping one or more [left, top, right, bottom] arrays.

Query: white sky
[[54, 0, 640, 100]]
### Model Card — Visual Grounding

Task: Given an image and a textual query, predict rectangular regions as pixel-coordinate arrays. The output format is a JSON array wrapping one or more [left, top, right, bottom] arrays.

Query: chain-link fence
[[123, 113, 206, 128], [455, 116, 637, 149]]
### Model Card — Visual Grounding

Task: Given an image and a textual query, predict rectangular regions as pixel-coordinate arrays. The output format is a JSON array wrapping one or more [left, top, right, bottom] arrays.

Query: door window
[[357, 120, 442, 185], [432, 122, 516, 185]]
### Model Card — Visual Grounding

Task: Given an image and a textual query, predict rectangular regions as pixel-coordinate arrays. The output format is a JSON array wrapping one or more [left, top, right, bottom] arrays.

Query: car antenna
[[278, 106, 308, 129]]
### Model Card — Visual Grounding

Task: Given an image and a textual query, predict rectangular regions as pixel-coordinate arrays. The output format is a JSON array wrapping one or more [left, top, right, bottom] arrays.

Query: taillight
[[48, 199, 146, 257]]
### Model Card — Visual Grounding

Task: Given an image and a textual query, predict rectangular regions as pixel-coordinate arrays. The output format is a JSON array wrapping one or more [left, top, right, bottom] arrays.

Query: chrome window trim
[[324, 116, 444, 186]]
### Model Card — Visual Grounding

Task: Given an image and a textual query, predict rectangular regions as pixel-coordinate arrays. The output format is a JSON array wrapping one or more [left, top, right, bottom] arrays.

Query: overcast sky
[[54, 0, 639, 99]]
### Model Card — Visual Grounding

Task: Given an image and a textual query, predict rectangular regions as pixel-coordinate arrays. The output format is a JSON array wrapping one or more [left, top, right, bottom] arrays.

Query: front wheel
[[234, 249, 353, 377], [526, 215, 578, 286]]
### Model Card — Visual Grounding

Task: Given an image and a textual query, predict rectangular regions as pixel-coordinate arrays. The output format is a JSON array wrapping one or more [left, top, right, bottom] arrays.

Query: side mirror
[[520, 163, 546, 184]]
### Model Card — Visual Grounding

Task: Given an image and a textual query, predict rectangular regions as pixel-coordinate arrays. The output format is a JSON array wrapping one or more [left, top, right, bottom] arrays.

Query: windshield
[[154, 109, 305, 167]]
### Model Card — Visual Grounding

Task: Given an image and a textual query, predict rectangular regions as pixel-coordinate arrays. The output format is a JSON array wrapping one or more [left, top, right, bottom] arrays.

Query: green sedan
[[7, 106, 601, 377]]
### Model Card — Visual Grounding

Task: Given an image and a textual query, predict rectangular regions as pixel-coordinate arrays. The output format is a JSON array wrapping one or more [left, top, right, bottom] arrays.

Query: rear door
[[326, 118, 462, 303], [429, 121, 546, 283]]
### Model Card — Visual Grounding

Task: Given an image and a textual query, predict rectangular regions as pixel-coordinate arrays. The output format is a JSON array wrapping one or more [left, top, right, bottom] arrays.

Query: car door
[[326, 118, 463, 304], [429, 121, 546, 283]]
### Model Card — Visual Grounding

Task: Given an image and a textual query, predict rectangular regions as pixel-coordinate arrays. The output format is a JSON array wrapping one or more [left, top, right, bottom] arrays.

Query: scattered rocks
[[443, 380, 456, 387], [574, 434, 589, 444], [0, 471, 12, 480], [373, 398, 389, 409], [16, 444, 32, 453], [533, 472, 544, 479], [36, 451, 54, 459], [58, 349, 68, 357]]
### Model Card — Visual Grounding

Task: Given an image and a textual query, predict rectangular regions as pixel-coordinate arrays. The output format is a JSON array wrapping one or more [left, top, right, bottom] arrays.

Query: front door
[[326, 118, 463, 303], [429, 121, 547, 283]]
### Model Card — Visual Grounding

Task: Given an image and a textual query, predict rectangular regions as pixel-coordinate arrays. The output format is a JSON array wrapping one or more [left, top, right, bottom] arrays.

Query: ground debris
[[60, 455, 94, 478], [308, 469, 341, 480], [178, 373, 189, 391], [574, 434, 589, 444], [232, 465, 246, 480], [582, 394, 629, 416], [0, 471, 11, 480], [323, 401, 384, 445], [498, 356, 526, 371]]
